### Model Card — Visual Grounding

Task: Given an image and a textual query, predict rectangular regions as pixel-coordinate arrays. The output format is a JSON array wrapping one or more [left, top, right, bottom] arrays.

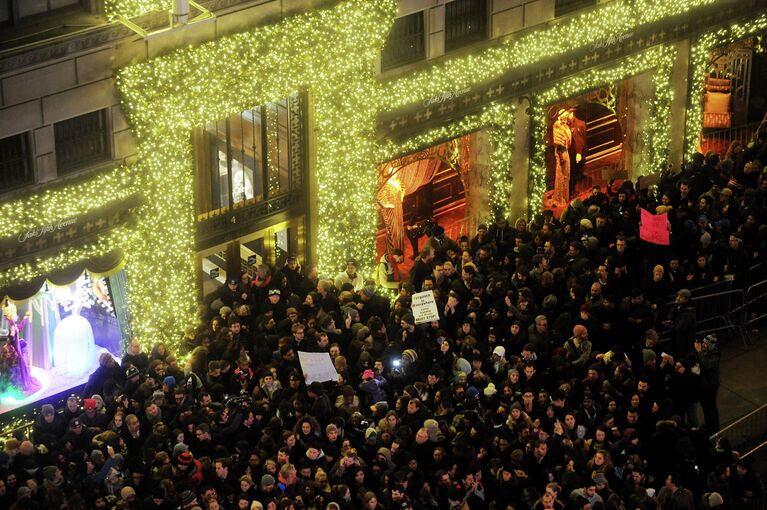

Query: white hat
[[492, 346, 506, 359]]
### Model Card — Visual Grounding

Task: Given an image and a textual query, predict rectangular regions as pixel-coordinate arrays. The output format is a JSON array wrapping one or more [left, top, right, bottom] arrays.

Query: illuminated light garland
[[0, 229, 131, 289], [684, 13, 767, 161], [376, 101, 516, 220], [0, 168, 138, 236], [529, 45, 676, 212], [105, 0, 171, 21], [114, 0, 397, 350], [378, 0, 716, 112], [488, 109, 517, 220]]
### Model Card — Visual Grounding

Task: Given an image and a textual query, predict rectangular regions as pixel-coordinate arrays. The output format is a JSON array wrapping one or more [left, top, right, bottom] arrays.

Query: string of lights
[[105, 0, 171, 21], [0, 168, 138, 237], [0, 229, 133, 290]]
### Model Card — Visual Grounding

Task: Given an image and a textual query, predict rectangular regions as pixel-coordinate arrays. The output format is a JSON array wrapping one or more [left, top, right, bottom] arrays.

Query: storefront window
[[202, 94, 304, 211], [542, 79, 638, 209], [0, 269, 128, 414], [375, 134, 488, 269]]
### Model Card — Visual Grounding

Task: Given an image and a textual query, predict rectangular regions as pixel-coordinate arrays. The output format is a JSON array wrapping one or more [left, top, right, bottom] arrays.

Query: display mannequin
[[2, 302, 40, 394], [569, 110, 588, 195], [552, 109, 572, 205]]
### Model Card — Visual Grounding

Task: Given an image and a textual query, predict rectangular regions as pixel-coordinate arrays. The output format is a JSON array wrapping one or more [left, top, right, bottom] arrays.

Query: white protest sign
[[411, 290, 440, 324], [298, 351, 338, 384]]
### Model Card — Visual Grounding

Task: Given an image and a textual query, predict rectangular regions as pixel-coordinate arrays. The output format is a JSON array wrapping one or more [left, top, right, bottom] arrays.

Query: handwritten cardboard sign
[[298, 351, 338, 384], [411, 290, 440, 324]]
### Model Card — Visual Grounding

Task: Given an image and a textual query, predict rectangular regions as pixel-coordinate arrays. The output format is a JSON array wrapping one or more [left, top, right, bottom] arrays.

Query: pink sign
[[640, 209, 670, 245]]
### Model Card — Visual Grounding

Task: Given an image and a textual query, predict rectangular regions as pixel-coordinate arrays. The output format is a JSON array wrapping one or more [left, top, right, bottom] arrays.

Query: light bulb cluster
[[0, 417, 33, 444], [0, 169, 138, 241], [685, 13, 767, 160], [529, 45, 676, 212], [0, 229, 129, 290]]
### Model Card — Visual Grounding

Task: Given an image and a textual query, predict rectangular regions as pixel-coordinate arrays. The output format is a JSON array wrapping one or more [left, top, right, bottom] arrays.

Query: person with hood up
[[358, 369, 386, 409]]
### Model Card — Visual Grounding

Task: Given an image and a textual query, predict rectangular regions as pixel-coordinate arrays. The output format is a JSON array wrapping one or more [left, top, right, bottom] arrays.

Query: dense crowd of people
[[2, 141, 767, 510]]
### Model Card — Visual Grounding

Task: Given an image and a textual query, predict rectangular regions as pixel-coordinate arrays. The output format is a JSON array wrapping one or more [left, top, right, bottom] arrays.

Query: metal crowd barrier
[[0, 420, 34, 444], [743, 279, 767, 329], [661, 263, 765, 305], [711, 404, 767, 510], [658, 288, 750, 347], [748, 262, 766, 288], [658, 282, 737, 326], [655, 267, 767, 349], [661, 263, 766, 304], [685, 279, 735, 298], [712, 403, 767, 453], [695, 289, 750, 346]]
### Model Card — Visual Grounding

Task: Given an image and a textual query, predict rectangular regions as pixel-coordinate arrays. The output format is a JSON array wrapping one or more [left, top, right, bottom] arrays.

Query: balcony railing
[[195, 190, 304, 249], [700, 120, 761, 157]]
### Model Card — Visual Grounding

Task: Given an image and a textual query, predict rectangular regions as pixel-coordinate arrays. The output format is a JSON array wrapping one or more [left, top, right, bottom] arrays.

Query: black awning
[[1, 250, 124, 301]]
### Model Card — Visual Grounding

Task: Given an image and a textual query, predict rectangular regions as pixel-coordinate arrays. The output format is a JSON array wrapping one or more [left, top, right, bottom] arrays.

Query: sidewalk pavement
[[718, 329, 767, 427]]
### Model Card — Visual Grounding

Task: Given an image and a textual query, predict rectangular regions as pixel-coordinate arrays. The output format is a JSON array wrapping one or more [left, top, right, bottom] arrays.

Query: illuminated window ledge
[[111, 1, 214, 38]]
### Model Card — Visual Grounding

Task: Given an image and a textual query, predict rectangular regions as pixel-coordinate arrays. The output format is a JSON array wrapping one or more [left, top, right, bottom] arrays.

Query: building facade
[[1, 0, 766, 348]]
